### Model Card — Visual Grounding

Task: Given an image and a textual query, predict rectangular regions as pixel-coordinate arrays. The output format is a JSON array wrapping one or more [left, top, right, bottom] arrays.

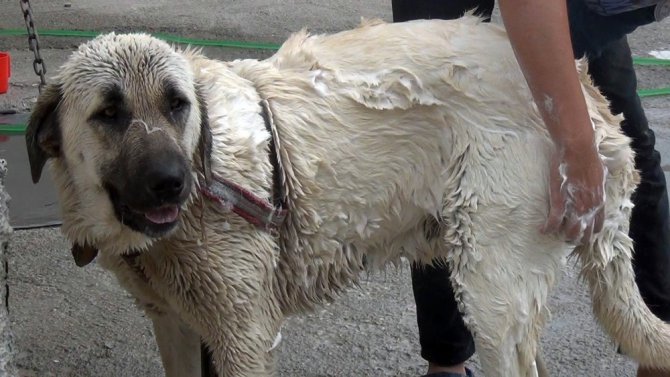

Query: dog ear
[[196, 87, 212, 184], [25, 84, 63, 183]]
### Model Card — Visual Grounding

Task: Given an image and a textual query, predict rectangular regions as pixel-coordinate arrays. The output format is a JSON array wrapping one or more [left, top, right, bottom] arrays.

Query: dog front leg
[[200, 318, 279, 377], [150, 311, 203, 377]]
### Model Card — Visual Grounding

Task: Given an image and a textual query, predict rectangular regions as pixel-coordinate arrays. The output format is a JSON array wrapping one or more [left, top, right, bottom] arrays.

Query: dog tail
[[570, 59, 670, 370], [575, 195, 670, 370], [579, 247, 670, 370], [578, 243, 670, 369]]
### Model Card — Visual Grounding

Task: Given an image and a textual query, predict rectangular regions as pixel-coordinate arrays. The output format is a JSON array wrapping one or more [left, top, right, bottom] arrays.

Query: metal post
[[0, 161, 16, 377]]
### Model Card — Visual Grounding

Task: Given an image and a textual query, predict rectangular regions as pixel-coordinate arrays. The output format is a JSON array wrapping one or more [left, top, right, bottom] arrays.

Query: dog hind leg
[[442, 203, 567, 377], [535, 350, 550, 377], [451, 253, 551, 377]]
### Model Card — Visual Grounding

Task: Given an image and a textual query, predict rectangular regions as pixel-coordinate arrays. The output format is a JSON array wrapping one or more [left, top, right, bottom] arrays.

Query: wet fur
[[26, 16, 670, 377]]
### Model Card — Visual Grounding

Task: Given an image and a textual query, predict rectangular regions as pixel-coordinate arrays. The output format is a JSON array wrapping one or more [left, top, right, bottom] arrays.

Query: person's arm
[[498, 0, 607, 243]]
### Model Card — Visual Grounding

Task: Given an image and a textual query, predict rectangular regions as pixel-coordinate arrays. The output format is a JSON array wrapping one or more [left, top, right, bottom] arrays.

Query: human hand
[[541, 143, 607, 244]]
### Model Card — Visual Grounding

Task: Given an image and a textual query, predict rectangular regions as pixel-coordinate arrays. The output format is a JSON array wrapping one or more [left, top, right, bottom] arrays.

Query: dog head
[[26, 33, 211, 253]]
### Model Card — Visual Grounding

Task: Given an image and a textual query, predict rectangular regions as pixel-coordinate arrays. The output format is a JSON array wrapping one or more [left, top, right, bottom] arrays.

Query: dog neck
[[198, 99, 287, 233]]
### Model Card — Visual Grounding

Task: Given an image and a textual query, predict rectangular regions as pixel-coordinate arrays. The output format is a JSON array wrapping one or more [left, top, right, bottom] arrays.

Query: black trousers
[[393, 0, 670, 366]]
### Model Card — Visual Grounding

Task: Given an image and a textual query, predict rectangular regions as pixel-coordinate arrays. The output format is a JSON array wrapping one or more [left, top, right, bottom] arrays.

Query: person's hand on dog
[[542, 139, 606, 245], [497, 0, 608, 245]]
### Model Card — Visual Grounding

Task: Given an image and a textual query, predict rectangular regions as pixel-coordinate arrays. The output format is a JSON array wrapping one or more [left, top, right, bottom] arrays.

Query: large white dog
[[25, 16, 670, 377]]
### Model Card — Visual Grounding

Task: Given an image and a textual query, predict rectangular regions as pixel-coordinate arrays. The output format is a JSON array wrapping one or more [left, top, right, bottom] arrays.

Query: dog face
[[26, 33, 211, 251]]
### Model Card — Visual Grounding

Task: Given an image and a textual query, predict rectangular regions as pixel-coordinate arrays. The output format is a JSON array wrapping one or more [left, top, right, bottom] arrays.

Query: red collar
[[200, 99, 287, 233], [201, 174, 287, 232]]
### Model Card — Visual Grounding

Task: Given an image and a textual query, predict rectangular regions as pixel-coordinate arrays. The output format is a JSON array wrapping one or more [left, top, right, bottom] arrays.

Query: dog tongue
[[144, 205, 179, 224]]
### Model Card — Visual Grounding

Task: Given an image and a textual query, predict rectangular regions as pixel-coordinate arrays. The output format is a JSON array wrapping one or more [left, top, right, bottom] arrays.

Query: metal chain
[[19, 0, 47, 93]]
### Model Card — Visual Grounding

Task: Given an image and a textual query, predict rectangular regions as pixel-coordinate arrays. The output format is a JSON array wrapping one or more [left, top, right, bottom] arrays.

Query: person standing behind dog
[[391, 0, 670, 376]]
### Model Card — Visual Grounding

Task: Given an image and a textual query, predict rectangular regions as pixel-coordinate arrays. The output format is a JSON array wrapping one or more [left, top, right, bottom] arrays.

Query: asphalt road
[[1, 1, 669, 376]]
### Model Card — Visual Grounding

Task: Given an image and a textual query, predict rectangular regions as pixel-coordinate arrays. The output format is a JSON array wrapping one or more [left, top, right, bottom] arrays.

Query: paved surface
[[1, 1, 669, 376]]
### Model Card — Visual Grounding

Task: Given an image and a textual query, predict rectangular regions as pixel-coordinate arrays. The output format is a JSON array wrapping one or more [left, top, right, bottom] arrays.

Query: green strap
[[633, 57, 670, 66], [0, 28, 281, 50], [638, 87, 670, 98], [0, 125, 25, 135]]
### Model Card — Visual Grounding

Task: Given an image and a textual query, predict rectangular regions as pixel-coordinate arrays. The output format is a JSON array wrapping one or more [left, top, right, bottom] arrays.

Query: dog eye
[[103, 107, 117, 117], [170, 98, 188, 113], [96, 106, 118, 121]]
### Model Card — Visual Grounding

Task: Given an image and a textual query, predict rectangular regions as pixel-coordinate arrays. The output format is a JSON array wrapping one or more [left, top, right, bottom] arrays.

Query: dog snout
[[145, 157, 188, 202]]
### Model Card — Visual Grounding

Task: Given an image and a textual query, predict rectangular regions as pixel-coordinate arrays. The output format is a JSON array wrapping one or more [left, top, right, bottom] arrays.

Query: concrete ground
[[1, 1, 669, 376]]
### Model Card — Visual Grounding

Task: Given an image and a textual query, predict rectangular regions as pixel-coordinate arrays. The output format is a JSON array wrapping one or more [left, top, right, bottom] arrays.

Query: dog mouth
[[115, 201, 183, 238], [105, 182, 188, 238], [144, 205, 180, 225]]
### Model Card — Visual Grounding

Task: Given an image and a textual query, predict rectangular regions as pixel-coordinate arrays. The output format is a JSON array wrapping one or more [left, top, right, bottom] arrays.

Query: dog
[[25, 16, 670, 377]]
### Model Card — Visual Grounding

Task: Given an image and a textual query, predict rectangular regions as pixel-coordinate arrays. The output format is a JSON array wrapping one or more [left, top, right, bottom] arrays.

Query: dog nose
[[146, 161, 186, 201]]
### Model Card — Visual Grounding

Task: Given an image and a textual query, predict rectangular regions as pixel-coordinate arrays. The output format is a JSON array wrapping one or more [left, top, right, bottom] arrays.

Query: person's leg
[[567, 0, 656, 59], [585, 37, 670, 377], [391, 2, 495, 375], [392, 0, 494, 22], [411, 263, 475, 376]]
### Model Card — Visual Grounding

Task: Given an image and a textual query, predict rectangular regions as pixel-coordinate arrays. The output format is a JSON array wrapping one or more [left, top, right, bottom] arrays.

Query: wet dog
[[26, 16, 670, 377]]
